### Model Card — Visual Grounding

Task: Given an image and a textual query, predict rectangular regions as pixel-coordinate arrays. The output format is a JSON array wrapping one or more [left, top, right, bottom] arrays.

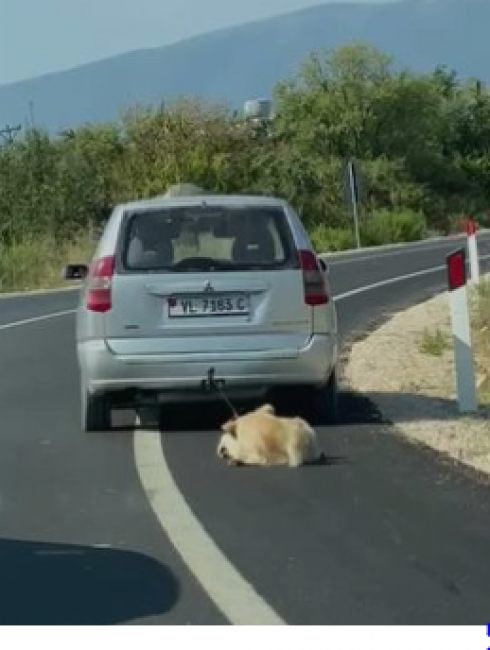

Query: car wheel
[[301, 369, 340, 426], [81, 387, 111, 432]]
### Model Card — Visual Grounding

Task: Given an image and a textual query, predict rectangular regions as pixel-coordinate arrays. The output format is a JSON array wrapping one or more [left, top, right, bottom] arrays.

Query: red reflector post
[[447, 247, 466, 291], [466, 219, 477, 236]]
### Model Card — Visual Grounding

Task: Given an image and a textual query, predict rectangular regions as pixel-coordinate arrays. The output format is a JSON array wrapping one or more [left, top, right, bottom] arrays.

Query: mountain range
[[0, 0, 486, 133]]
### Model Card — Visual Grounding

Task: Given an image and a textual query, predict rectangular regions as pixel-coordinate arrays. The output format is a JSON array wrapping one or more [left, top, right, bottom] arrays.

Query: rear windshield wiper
[[167, 258, 244, 272]]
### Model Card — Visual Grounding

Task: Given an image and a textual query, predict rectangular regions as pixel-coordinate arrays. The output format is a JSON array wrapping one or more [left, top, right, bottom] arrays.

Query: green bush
[[360, 209, 428, 247], [0, 234, 95, 293], [310, 224, 354, 252], [309, 210, 427, 252]]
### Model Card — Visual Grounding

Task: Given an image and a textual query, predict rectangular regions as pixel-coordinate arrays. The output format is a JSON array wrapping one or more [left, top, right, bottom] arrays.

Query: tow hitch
[[201, 367, 238, 419]]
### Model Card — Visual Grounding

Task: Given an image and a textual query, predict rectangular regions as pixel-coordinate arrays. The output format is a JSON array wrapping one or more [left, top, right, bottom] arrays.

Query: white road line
[[327, 236, 490, 266], [333, 254, 490, 302], [0, 309, 76, 331], [335, 264, 443, 300], [133, 427, 284, 626], [0, 285, 81, 300], [327, 244, 452, 266], [2, 254, 490, 626], [326, 242, 457, 266]]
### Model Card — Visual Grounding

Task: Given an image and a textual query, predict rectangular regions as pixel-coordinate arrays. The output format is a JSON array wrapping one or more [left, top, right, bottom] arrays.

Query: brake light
[[298, 249, 328, 306], [86, 256, 115, 313]]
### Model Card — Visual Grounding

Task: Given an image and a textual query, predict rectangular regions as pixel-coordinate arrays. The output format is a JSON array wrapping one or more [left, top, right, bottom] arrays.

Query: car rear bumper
[[78, 334, 338, 401]]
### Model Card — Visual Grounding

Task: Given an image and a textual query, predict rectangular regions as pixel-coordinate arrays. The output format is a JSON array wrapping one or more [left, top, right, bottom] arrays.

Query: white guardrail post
[[446, 247, 478, 414], [466, 218, 480, 283]]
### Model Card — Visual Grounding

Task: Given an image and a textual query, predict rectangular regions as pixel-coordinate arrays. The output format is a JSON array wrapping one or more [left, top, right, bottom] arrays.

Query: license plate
[[168, 293, 249, 317]]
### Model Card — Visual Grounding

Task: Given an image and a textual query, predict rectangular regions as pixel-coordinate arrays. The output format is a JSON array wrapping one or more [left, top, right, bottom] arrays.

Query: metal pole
[[348, 160, 361, 249]]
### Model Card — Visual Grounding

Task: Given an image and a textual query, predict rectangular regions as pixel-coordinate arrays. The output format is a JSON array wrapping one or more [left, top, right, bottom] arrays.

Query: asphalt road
[[1, 234, 490, 625]]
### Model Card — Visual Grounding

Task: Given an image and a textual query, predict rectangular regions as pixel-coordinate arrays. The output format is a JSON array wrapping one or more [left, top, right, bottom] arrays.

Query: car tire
[[301, 369, 340, 426], [82, 387, 111, 432]]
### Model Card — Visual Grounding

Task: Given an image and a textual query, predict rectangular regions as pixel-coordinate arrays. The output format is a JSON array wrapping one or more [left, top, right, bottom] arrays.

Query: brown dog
[[217, 403, 325, 467]]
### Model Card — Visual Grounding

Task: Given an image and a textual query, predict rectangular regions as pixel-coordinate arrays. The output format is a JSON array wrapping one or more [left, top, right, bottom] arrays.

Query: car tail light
[[86, 256, 115, 313], [298, 249, 329, 306]]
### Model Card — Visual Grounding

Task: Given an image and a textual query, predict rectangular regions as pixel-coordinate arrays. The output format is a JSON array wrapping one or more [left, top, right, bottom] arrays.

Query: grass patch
[[0, 233, 96, 294], [360, 209, 428, 247], [418, 327, 451, 357], [470, 276, 490, 406], [310, 224, 354, 252], [479, 379, 490, 408], [310, 209, 427, 253]]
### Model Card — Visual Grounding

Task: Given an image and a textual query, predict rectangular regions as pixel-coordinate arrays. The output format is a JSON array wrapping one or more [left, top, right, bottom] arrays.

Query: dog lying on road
[[217, 403, 326, 467]]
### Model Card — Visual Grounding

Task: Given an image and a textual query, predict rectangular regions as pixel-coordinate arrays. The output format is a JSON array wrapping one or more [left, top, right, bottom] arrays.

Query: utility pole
[[0, 124, 21, 144]]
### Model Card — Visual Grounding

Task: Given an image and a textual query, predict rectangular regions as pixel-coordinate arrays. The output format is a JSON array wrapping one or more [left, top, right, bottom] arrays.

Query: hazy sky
[[0, 0, 395, 85]]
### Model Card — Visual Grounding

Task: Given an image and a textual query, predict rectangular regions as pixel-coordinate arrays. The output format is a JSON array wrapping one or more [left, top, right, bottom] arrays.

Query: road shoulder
[[344, 279, 490, 482]]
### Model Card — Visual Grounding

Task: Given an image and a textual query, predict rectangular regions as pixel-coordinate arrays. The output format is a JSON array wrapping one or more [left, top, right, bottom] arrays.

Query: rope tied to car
[[203, 367, 239, 420]]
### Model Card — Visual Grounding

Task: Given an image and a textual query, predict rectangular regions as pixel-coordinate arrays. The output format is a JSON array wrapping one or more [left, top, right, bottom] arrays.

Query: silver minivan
[[64, 193, 339, 431]]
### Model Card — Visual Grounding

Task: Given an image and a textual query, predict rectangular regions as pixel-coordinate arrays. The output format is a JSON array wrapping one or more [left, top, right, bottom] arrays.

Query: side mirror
[[62, 263, 89, 280], [318, 257, 328, 273], [92, 224, 105, 242]]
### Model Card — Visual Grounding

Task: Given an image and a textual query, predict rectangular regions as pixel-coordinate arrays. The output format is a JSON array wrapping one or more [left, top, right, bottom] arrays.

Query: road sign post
[[347, 159, 361, 249], [466, 218, 480, 283], [446, 247, 478, 414]]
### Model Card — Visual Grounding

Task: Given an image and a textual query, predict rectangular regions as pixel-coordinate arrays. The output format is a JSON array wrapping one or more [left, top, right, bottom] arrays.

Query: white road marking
[[326, 241, 459, 265], [327, 234, 490, 266], [133, 427, 284, 625], [0, 309, 76, 331], [2, 253, 490, 626], [335, 264, 443, 300], [0, 285, 81, 300], [333, 254, 490, 302]]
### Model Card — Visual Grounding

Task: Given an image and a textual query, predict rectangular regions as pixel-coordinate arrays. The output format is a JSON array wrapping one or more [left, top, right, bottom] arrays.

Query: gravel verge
[[344, 279, 490, 479]]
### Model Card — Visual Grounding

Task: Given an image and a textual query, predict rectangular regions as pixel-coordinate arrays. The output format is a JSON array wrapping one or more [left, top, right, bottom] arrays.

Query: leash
[[203, 367, 239, 419]]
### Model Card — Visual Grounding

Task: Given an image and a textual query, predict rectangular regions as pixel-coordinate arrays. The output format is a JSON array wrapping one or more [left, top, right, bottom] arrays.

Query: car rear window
[[120, 204, 296, 272]]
